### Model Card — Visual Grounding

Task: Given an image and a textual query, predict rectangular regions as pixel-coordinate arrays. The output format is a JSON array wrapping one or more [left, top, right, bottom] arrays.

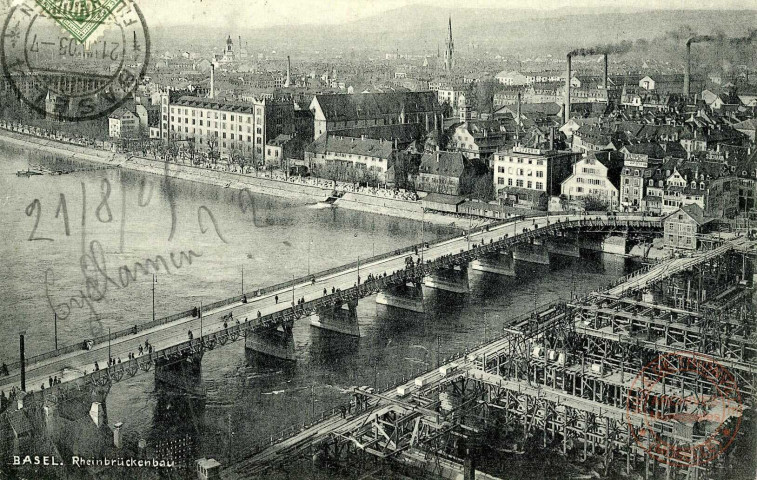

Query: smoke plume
[[568, 40, 634, 57], [687, 29, 756, 46]]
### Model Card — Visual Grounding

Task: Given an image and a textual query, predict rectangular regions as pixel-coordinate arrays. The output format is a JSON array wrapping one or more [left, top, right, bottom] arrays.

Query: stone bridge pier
[[424, 264, 470, 294], [512, 241, 550, 266], [376, 280, 425, 313], [310, 299, 360, 337], [546, 235, 581, 258], [245, 319, 296, 364], [154, 351, 205, 395], [470, 250, 516, 276]]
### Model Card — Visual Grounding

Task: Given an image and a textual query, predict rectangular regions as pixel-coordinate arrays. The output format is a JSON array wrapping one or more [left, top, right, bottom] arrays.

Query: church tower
[[222, 35, 235, 63], [444, 16, 454, 71]]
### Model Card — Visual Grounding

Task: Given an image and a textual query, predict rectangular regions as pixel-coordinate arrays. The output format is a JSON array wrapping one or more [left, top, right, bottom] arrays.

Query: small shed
[[421, 193, 466, 214]]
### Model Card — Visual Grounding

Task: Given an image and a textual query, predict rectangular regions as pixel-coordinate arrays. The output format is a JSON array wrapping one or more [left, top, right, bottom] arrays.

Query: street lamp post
[[108, 328, 112, 363], [357, 256, 360, 285], [152, 274, 157, 323], [421, 209, 425, 263], [241, 267, 244, 295], [200, 301, 203, 337], [19, 332, 26, 392], [54, 313, 58, 351]]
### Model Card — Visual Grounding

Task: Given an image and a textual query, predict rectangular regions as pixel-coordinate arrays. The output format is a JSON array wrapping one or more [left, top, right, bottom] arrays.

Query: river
[[0, 142, 639, 477]]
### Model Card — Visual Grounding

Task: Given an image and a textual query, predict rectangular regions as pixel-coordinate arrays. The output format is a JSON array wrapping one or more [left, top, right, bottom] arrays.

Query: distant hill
[[150, 7, 757, 57]]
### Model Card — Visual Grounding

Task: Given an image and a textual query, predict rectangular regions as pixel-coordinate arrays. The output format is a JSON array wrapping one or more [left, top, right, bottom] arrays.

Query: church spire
[[444, 16, 454, 71]]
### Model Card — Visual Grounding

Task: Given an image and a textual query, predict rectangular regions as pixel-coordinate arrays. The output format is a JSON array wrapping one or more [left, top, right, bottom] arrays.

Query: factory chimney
[[564, 54, 572, 124], [603, 53, 608, 89], [210, 62, 215, 99], [516, 91, 521, 125], [285, 56, 291, 88], [683, 42, 691, 97]]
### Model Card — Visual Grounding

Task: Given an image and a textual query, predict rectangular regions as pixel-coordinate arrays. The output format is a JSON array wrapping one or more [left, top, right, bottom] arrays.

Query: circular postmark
[[1, 0, 149, 121], [627, 351, 743, 467]]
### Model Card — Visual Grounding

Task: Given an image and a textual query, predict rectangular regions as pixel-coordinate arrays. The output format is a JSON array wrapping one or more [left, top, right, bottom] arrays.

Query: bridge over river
[[222, 233, 757, 480], [0, 213, 667, 461]]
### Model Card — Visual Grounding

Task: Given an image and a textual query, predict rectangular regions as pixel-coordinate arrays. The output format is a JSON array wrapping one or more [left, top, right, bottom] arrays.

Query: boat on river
[[16, 169, 43, 177]]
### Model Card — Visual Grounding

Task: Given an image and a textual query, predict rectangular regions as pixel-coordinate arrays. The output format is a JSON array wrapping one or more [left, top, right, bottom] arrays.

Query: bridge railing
[[7, 219, 512, 372]]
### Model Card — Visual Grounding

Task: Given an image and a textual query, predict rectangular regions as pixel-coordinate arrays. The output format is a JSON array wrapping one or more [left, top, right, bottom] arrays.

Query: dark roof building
[[309, 92, 443, 138]]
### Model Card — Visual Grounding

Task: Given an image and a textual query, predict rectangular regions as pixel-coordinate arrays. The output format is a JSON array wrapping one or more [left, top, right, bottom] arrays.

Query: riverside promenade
[[0, 127, 484, 227]]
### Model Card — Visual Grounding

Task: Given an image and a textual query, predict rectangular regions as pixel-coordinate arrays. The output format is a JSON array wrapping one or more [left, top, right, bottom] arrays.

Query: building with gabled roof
[[662, 204, 715, 251], [305, 134, 395, 182], [309, 92, 442, 139], [415, 150, 472, 195]]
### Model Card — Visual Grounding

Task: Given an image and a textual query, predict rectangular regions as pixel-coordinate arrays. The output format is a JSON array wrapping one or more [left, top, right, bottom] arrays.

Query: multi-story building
[[560, 151, 622, 209], [662, 204, 714, 251], [108, 108, 140, 139], [493, 146, 579, 208], [415, 151, 469, 195], [661, 166, 707, 215], [437, 84, 467, 114], [161, 94, 294, 161], [304, 134, 394, 181], [619, 143, 665, 210], [308, 92, 442, 139], [448, 120, 509, 162]]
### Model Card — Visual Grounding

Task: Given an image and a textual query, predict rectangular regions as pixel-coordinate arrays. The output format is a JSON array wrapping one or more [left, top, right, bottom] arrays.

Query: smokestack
[[564, 54, 572, 124], [684, 42, 691, 97], [603, 53, 608, 89], [516, 92, 521, 124], [210, 63, 215, 99], [285, 56, 291, 88]]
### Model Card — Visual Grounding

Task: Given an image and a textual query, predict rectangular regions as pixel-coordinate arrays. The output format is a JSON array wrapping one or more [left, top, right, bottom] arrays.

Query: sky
[[139, 0, 757, 29]]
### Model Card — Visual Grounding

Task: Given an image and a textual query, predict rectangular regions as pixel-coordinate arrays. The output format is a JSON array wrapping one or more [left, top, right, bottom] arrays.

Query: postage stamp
[[627, 351, 743, 467], [0, 0, 149, 120]]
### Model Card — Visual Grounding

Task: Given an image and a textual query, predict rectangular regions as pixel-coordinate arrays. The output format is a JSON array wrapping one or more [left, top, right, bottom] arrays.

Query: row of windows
[[497, 178, 543, 190], [170, 107, 262, 121], [575, 178, 603, 186], [498, 156, 545, 166], [496, 166, 545, 178]]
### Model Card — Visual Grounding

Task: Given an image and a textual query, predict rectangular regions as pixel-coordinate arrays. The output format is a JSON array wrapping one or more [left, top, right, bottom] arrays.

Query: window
[[536, 182, 544, 190], [516, 179, 523, 187], [498, 178, 504, 185], [527, 181, 532, 189], [508, 178, 513, 186]]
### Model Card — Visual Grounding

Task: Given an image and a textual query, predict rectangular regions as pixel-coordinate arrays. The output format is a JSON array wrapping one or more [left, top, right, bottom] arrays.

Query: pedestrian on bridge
[[49, 376, 53, 388], [94, 361, 99, 371], [275, 295, 279, 304], [323, 288, 327, 296], [223, 321, 228, 330], [331, 287, 335, 294], [1, 363, 7, 376], [188, 330, 193, 340], [138, 345, 143, 356]]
